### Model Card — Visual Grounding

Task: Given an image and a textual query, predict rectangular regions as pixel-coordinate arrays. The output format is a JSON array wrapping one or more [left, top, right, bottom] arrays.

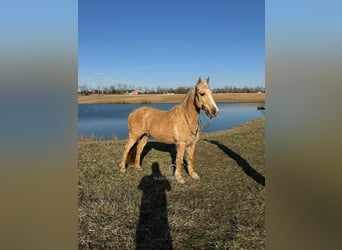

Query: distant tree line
[[212, 85, 265, 93], [78, 84, 265, 95]]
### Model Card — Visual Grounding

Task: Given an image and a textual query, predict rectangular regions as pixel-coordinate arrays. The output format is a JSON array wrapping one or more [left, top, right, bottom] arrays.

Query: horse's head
[[195, 76, 219, 118]]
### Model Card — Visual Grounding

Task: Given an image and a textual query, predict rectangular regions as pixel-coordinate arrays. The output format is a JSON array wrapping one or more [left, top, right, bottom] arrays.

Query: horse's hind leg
[[119, 137, 138, 173], [134, 134, 149, 171]]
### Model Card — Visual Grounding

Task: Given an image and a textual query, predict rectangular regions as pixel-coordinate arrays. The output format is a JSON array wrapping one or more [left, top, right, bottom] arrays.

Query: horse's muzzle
[[210, 107, 219, 118], [204, 106, 219, 118]]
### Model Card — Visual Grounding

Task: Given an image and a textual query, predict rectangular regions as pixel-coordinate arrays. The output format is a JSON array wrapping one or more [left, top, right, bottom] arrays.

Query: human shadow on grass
[[136, 162, 173, 250], [206, 140, 265, 187]]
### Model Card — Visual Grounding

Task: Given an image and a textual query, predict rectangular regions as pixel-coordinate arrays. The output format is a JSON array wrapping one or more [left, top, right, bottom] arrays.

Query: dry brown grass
[[78, 93, 265, 104], [79, 118, 265, 249]]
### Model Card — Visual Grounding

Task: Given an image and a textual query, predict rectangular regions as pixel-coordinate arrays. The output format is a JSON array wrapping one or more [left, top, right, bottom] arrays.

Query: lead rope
[[184, 109, 199, 135], [198, 111, 213, 131]]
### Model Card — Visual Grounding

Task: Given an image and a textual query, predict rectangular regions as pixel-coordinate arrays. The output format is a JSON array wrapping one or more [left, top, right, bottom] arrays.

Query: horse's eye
[[200, 92, 205, 96]]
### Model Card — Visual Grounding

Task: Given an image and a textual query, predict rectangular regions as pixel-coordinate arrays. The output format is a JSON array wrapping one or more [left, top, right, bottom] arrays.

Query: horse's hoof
[[135, 166, 143, 171], [190, 172, 200, 180], [176, 176, 185, 184], [119, 164, 126, 173]]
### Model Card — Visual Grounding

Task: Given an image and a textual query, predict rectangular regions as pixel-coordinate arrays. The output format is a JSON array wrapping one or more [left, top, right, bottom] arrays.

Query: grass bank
[[78, 92, 265, 104], [78, 118, 265, 249]]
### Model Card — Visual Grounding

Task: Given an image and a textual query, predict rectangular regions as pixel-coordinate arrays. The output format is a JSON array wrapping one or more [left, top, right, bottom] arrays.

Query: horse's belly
[[152, 134, 174, 144], [148, 126, 175, 144], [150, 131, 197, 146]]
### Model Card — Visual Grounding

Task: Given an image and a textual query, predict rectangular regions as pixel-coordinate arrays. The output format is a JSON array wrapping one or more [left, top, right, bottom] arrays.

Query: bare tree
[[78, 84, 89, 95], [96, 75, 104, 95]]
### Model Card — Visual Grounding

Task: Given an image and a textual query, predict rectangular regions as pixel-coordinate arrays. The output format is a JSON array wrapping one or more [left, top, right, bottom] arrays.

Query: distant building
[[127, 89, 141, 95]]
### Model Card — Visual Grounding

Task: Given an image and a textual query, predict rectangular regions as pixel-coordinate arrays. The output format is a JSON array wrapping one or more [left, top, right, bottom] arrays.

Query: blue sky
[[79, 0, 264, 90]]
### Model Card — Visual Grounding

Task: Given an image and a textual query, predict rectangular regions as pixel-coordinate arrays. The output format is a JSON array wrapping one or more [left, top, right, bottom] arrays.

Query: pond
[[78, 103, 264, 140]]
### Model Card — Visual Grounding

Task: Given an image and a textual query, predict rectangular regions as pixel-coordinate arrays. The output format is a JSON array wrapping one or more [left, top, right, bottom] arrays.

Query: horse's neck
[[181, 88, 199, 133], [183, 88, 199, 116]]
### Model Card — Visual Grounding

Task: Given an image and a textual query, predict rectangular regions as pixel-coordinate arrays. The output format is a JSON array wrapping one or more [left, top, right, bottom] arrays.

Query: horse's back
[[129, 106, 162, 119], [127, 106, 165, 136]]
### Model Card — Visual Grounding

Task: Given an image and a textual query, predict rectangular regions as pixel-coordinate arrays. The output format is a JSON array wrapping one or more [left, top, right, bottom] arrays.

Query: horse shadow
[[135, 162, 173, 250], [140, 141, 189, 175], [206, 140, 265, 187]]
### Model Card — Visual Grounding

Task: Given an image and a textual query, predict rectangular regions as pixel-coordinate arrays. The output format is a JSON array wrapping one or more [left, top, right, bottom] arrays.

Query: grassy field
[[78, 118, 265, 249], [78, 92, 265, 104]]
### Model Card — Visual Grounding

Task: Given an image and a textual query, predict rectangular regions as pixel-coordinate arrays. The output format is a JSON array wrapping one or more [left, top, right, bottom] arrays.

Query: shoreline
[[78, 117, 265, 142], [78, 92, 265, 104]]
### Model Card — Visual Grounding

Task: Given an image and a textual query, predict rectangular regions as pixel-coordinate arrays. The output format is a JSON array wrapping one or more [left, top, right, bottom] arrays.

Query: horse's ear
[[206, 77, 210, 85], [197, 76, 202, 84]]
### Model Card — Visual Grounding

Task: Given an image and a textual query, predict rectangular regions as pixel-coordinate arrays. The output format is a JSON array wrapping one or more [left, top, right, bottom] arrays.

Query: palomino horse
[[119, 77, 219, 183]]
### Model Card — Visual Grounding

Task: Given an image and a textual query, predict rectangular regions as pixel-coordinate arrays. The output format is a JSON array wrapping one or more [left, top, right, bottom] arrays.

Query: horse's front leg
[[175, 143, 186, 184], [186, 143, 200, 179]]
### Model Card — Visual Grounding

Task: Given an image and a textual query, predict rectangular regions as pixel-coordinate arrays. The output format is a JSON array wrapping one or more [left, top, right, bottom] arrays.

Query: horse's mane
[[178, 87, 195, 108]]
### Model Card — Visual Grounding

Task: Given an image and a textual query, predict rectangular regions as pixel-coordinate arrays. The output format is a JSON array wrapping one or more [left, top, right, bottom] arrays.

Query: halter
[[195, 86, 214, 131], [183, 87, 213, 135]]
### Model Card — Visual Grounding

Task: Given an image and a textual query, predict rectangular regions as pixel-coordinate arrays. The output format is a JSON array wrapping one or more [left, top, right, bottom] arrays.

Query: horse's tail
[[127, 141, 138, 164]]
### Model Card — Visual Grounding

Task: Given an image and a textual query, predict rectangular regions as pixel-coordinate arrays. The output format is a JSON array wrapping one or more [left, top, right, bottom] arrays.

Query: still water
[[78, 103, 264, 140]]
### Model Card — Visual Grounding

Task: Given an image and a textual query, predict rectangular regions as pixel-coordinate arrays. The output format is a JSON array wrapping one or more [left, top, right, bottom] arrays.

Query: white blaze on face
[[206, 89, 219, 114]]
